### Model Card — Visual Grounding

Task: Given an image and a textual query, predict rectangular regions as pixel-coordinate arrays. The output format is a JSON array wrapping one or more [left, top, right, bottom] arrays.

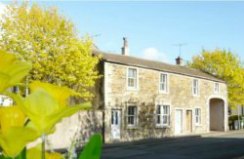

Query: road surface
[[102, 130, 244, 159]]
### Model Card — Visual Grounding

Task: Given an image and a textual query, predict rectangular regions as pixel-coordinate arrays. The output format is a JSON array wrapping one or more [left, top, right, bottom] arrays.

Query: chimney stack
[[121, 37, 129, 56], [175, 56, 184, 66]]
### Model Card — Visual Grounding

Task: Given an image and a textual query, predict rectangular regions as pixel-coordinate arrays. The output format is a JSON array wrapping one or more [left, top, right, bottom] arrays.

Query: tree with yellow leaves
[[189, 49, 244, 109], [0, 2, 99, 100], [0, 49, 102, 159]]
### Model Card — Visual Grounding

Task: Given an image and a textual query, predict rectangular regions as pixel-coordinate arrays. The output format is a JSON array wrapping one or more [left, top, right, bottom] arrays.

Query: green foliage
[[229, 115, 239, 122], [0, 3, 99, 99], [0, 49, 31, 93], [15, 88, 90, 135], [0, 148, 26, 159], [27, 145, 64, 159], [14, 148, 26, 159], [78, 134, 102, 159], [189, 49, 244, 108], [0, 50, 102, 159], [0, 3, 103, 158]]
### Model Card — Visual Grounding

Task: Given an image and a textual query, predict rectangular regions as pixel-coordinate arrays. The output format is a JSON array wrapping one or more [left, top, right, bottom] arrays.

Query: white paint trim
[[126, 66, 139, 91], [155, 104, 171, 127], [192, 78, 200, 97], [214, 82, 220, 94], [158, 72, 170, 94], [194, 107, 202, 126], [126, 103, 139, 128], [110, 109, 122, 140], [174, 108, 184, 135]]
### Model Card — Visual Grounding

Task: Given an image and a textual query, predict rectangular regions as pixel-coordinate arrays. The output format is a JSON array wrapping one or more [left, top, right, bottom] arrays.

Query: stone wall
[[103, 62, 228, 143], [46, 110, 103, 150]]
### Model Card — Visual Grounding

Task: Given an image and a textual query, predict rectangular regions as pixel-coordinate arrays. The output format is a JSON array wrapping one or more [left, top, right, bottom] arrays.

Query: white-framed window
[[192, 79, 199, 96], [159, 73, 168, 93], [156, 105, 170, 127], [195, 108, 201, 125], [214, 82, 220, 93], [127, 68, 138, 89], [127, 105, 137, 127]]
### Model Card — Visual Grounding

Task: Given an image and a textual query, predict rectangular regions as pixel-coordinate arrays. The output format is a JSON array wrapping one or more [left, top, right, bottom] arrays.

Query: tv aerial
[[173, 43, 187, 57]]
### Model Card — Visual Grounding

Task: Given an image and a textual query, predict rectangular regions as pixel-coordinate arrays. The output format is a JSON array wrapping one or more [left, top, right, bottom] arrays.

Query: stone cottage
[[93, 38, 228, 143], [0, 38, 229, 148]]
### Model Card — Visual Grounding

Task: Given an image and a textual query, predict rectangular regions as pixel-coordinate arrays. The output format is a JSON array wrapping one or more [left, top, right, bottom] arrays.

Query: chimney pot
[[176, 56, 184, 66], [121, 37, 129, 56]]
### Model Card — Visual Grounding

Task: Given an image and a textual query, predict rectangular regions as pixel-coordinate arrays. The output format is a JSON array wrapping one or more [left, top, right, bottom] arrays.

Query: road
[[102, 130, 244, 159]]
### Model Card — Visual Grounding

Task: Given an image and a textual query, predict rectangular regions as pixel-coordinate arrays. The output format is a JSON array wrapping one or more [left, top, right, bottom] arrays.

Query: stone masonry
[[103, 61, 228, 143]]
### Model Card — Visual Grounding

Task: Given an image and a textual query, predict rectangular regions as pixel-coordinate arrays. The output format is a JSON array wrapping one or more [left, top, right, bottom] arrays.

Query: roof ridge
[[93, 50, 225, 83]]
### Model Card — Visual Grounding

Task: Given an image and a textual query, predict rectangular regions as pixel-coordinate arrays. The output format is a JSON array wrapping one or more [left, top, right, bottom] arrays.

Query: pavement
[[101, 130, 244, 159]]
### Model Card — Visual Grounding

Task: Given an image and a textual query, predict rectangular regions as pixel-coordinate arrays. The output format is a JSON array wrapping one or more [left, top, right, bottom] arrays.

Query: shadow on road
[[102, 135, 244, 159]]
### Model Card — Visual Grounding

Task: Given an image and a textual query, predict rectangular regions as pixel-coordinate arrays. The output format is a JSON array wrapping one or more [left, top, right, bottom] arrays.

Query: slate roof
[[93, 50, 225, 83]]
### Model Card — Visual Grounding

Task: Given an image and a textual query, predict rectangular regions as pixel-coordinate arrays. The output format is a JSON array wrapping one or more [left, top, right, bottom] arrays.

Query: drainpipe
[[102, 61, 106, 143], [102, 110, 105, 143]]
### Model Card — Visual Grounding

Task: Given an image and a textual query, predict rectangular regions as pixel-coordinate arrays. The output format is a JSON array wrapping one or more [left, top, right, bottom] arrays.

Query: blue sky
[[1, 1, 244, 64]]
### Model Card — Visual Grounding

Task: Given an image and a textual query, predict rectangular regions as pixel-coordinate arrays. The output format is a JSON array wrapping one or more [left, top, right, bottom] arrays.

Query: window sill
[[155, 125, 170, 129], [126, 126, 138, 130], [195, 124, 202, 127], [127, 87, 139, 91], [159, 91, 169, 94]]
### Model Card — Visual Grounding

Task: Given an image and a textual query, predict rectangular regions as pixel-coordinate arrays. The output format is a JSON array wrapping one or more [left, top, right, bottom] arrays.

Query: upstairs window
[[127, 106, 137, 127], [195, 108, 201, 125], [193, 79, 199, 96], [156, 105, 170, 127], [214, 83, 220, 93], [160, 73, 168, 93], [127, 68, 137, 89]]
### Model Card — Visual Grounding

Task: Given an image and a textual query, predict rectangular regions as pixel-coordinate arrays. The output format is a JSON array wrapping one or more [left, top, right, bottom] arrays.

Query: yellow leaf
[[27, 145, 64, 159], [0, 106, 26, 134], [29, 81, 80, 107], [17, 86, 89, 134], [0, 127, 38, 157], [0, 50, 31, 93]]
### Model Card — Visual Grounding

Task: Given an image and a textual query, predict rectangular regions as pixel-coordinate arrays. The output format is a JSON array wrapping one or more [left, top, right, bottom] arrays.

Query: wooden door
[[186, 110, 192, 132]]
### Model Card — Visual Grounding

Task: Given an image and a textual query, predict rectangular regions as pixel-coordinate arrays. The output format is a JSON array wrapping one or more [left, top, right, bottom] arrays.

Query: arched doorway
[[209, 98, 225, 131]]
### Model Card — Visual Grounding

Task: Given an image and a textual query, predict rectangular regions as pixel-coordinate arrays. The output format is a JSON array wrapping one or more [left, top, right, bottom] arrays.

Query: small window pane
[[195, 108, 201, 125], [127, 106, 137, 126], [157, 115, 161, 124], [115, 112, 118, 125], [215, 83, 219, 93], [163, 116, 168, 124], [156, 105, 170, 126], [193, 79, 199, 95], [128, 68, 137, 88], [160, 74, 168, 92], [157, 106, 161, 114], [111, 111, 114, 124]]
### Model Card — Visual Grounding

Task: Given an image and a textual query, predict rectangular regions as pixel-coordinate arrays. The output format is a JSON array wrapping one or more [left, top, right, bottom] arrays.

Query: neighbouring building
[[93, 37, 228, 143]]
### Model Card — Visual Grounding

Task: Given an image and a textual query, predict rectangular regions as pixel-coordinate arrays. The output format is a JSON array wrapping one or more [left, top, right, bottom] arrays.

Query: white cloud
[[142, 47, 169, 63]]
